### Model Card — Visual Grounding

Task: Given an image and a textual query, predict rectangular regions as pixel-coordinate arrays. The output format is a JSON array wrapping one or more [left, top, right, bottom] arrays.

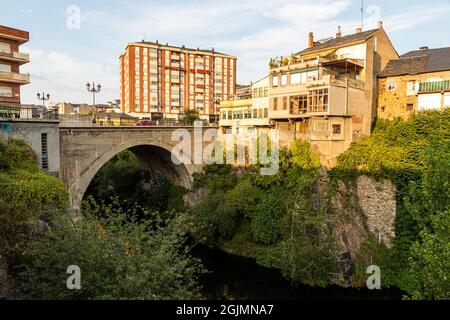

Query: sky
[[2, 0, 450, 104]]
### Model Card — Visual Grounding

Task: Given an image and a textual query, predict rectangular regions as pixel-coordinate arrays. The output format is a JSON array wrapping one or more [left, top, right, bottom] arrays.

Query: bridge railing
[[0, 105, 59, 120]]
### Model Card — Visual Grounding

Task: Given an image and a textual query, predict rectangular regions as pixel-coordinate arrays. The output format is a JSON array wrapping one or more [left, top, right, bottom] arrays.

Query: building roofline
[[0, 25, 29, 44], [296, 28, 378, 56], [119, 41, 237, 59]]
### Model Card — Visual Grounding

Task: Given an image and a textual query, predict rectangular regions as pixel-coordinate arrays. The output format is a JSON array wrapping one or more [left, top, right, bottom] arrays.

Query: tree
[[406, 210, 450, 300], [18, 204, 204, 300], [181, 110, 200, 125]]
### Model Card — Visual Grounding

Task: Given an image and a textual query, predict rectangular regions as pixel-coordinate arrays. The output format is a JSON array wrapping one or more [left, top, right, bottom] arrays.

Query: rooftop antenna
[[360, 0, 364, 30]]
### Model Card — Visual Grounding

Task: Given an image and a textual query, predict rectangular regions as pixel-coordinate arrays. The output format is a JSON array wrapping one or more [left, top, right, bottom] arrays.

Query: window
[[0, 42, 11, 53], [0, 86, 12, 97], [273, 97, 278, 111], [290, 95, 308, 115], [314, 121, 330, 132], [253, 109, 258, 118], [406, 104, 414, 112], [387, 82, 397, 91], [0, 64, 11, 72], [281, 73, 287, 86], [264, 108, 268, 118], [272, 75, 279, 87], [332, 124, 342, 135], [291, 72, 302, 85], [283, 96, 288, 110], [290, 69, 319, 85], [407, 81, 418, 95], [381, 106, 386, 113], [228, 111, 232, 120], [308, 89, 329, 112], [222, 111, 227, 120]]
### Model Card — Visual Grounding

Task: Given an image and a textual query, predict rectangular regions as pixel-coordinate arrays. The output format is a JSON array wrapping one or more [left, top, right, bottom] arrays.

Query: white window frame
[[387, 82, 397, 91]]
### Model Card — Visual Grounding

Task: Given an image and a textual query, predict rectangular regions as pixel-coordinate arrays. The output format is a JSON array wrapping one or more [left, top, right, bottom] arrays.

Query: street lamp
[[86, 82, 102, 112], [37, 92, 50, 109]]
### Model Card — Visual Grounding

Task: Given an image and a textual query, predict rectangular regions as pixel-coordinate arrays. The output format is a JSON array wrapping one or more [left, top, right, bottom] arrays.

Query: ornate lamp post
[[86, 82, 102, 112], [37, 92, 50, 109]]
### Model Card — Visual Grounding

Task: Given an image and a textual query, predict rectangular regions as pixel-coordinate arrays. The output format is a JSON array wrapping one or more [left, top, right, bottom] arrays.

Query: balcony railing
[[13, 51, 29, 61], [0, 71, 30, 84], [419, 80, 450, 93], [0, 50, 29, 63]]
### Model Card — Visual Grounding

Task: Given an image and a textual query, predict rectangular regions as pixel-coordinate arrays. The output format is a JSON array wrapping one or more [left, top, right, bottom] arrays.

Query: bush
[[251, 194, 282, 245], [0, 138, 68, 260], [405, 210, 450, 300], [18, 205, 204, 300]]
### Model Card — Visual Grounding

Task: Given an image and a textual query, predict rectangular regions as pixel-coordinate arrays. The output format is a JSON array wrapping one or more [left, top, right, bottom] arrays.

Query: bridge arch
[[67, 139, 197, 212]]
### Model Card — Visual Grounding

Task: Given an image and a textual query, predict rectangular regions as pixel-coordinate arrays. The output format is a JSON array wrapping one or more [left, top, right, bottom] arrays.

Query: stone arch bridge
[[59, 126, 212, 212]]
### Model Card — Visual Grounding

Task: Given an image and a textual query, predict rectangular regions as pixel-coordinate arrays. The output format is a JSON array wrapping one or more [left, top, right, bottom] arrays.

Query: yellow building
[[219, 76, 270, 135], [94, 112, 138, 126], [378, 47, 450, 120], [268, 22, 398, 163]]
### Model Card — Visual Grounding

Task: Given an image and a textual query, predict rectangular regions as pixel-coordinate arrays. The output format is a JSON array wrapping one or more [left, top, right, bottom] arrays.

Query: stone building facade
[[378, 47, 450, 120]]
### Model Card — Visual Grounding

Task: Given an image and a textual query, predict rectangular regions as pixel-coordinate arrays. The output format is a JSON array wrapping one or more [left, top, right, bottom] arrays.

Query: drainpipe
[[345, 60, 349, 116]]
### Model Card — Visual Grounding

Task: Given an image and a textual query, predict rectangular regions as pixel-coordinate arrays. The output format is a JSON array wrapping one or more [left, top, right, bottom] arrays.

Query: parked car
[[135, 120, 157, 126]]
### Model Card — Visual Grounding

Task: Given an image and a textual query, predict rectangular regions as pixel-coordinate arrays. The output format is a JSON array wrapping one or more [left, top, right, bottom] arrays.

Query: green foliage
[[85, 150, 184, 216], [181, 110, 200, 125], [0, 137, 38, 172], [0, 137, 68, 260], [190, 140, 335, 287], [18, 202, 204, 300], [336, 111, 450, 296], [405, 210, 450, 300], [351, 238, 402, 289], [250, 194, 282, 245]]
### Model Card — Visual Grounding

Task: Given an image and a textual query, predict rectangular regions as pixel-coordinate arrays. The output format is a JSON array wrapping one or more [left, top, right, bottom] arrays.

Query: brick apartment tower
[[0, 25, 29, 106], [119, 41, 237, 121]]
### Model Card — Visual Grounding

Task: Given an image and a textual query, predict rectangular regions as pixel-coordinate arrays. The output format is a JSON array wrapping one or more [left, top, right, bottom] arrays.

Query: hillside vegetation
[[189, 109, 450, 299]]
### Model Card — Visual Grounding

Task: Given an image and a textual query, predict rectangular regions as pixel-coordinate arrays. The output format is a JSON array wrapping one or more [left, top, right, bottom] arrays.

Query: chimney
[[308, 32, 314, 48], [377, 21, 383, 29], [355, 27, 362, 33], [336, 26, 342, 38], [420, 46, 429, 51]]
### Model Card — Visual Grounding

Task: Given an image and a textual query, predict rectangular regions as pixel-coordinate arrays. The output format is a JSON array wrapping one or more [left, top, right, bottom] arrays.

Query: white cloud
[[18, 0, 450, 104], [20, 46, 118, 104]]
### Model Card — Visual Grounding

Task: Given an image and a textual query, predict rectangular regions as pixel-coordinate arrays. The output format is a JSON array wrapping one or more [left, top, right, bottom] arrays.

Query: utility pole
[[361, 0, 364, 30]]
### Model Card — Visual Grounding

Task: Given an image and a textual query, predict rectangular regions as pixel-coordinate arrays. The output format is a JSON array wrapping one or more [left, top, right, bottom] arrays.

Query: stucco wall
[[0, 119, 60, 174]]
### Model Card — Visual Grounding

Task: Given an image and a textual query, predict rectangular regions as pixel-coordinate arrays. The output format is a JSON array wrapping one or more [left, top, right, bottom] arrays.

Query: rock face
[[355, 175, 396, 248], [315, 169, 397, 286], [183, 188, 210, 209]]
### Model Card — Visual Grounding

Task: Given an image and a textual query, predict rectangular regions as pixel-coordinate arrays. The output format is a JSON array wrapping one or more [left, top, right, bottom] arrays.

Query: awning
[[321, 58, 365, 69]]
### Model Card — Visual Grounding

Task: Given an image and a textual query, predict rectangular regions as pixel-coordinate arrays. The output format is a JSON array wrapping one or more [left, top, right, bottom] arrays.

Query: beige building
[[378, 47, 450, 120], [53, 102, 96, 115], [268, 22, 398, 162], [120, 41, 237, 122], [219, 76, 270, 134]]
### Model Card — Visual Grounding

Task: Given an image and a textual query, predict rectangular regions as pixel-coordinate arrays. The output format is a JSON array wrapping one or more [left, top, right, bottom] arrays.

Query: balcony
[[419, 80, 450, 93], [0, 71, 30, 84], [0, 50, 30, 64], [306, 74, 364, 90]]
